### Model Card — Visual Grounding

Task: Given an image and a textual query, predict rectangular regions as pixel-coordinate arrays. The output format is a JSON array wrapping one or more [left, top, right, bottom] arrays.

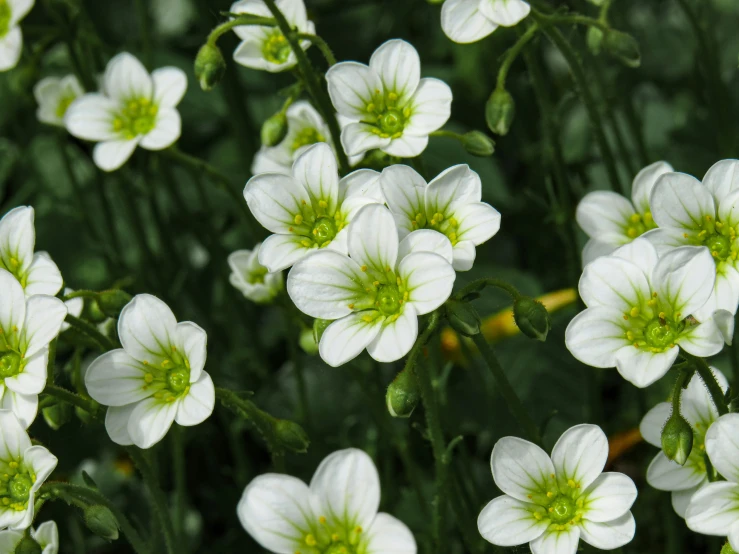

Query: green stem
[[63, 314, 117, 352], [134, 0, 152, 68], [671, 369, 692, 414], [682, 351, 728, 415], [45, 338, 57, 386], [453, 277, 520, 301], [471, 333, 543, 445], [533, 11, 610, 32], [62, 290, 99, 301], [296, 33, 337, 66], [42, 385, 101, 418], [207, 15, 276, 43], [172, 426, 186, 549], [497, 22, 540, 89]]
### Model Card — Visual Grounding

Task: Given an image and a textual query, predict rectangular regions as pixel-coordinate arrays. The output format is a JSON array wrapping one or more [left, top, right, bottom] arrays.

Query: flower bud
[[75, 405, 94, 424], [313, 318, 331, 345], [603, 30, 641, 68], [587, 27, 603, 55], [513, 297, 551, 342], [194, 42, 227, 91], [299, 327, 318, 355], [461, 131, 495, 157], [42, 402, 72, 430], [274, 419, 310, 453], [721, 542, 737, 554], [446, 300, 481, 337], [14, 537, 42, 554], [485, 87, 515, 136], [84, 505, 120, 541], [386, 368, 420, 418], [261, 111, 289, 147], [97, 290, 133, 319], [84, 298, 107, 323], [661, 413, 693, 466]]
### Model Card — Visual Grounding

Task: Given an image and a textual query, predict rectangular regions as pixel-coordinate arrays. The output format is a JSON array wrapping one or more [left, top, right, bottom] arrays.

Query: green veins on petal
[[142, 349, 191, 402], [295, 515, 366, 554], [0, 0, 10, 38]]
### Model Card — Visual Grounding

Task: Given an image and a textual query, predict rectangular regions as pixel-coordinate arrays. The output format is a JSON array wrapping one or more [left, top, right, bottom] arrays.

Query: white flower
[[441, 0, 530, 44], [244, 142, 383, 272], [381, 164, 501, 271], [576, 161, 673, 265], [238, 448, 416, 554], [0, 0, 33, 72], [65, 52, 187, 172], [84, 294, 215, 449], [33, 75, 84, 127], [686, 412, 739, 549], [60, 288, 84, 333], [287, 204, 456, 366], [228, 243, 283, 303], [0, 520, 58, 553], [0, 206, 63, 297], [645, 159, 739, 320], [0, 410, 58, 530], [326, 39, 452, 158], [639, 368, 727, 517], [0, 269, 67, 429], [478, 424, 637, 553], [565, 238, 722, 388], [230, 0, 314, 73]]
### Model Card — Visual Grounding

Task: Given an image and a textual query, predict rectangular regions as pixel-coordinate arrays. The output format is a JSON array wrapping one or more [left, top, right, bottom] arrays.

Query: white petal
[[686, 482, 739, 536], [84, 350, 151, 406], [118, 294, 178, 365], [127, 396, 178, 449], [20, 295, 65, 358], [404, 78, 452, 136], [731, 522, 739, 553], [24, 252, 63, 297], [611, 237, 659, 278], [425, 164, 481, 217], [530, 526, 580, 554], [672, 486, 701, 519], [32, 520, 58, 551], [631, 161, 674, 213], [582, 239, 618, 267], [367, 304, 418, 363], [5, 348, 46, 395], [244, 173, 311, 234], [477, 495, 547, 547], [175, 321, 207, 380], [339, 169, 385, 203], [451, 240, 476, 271], [382, 134, 428, 158], [703, 159, 739, 207], [93, 139, 139, 172], [454, 202, 501, 246], [705, 413, 739, 483], [716, 189, 739, 231], [0, 410, 31, 460], [368, 40, 420, 106], [491, 436, 556, 504], [639, 402, 671, 448], [579, 512, 635, 550], [646, 452, 705, 491], [578, 255, 650, 312], [614, 346, 678, 388], [151, 67, 187, 108], [398, 230, 453, 264], [26, 443, 58, 488], [310, 448, 380, 531], [103, 52, 152, 102], [642, 227, 689, 255], [441, 0, 498, 44], [287, 250, 371, 319], [341, 123, 391, 158], [681, 367, 727, 428], [175, 372, 214, 426], [2, 389, 37, 430], [339, 195, 382, 224], [10, 0, 34, 25], [0, 531, 22, 552], [237, 473, 314, 553], [551, 424, 608, 492], [326, 61, 381, 120], [564, 307, 629, 368], [399, 252, 455, 315], [380, 165, 427, 238], [140, 108, 181, 150], [479, 0, 531, 26], [64, 94, 118, 141], [650, 172, 715, 230], [259, 234, 313, 273], [291, 143, 339, 214], [318, 312, 383, 367], [653, 246, 715, 318], [581, 472, 637, 522], [695, 265, 739, 322], [0, 206, 34, 275], [232, 36, 298, 73], [105, 403, 136, 446], [677, 320, 724, 358], [712, 309, 736, 345], [576, 191, 634, 244], [0, 28, 22, 72], [364, 512, 417, 554], [348, 204, 399, 277]]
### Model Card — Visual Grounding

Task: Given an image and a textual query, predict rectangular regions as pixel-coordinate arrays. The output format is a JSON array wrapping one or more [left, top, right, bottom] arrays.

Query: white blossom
[[65, 52, 187, 172], [228, 243, 283, 303], [0, 520, 58, 553], [326, 39, 452, 158], [0, 0, 33, 72], [238, 448, 416, 554], [85, 294, 215, 449], [478, 424, 637, 553], [34, 75, 84, 127], [441, 0, 530, 44]]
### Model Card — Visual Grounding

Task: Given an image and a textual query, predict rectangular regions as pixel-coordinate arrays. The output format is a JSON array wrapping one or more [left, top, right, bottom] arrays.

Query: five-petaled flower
[[85, 294, 215, 449], [34, 75, 84, 127], [0, 519, 58, 552], [238, 448, 416, 554], [65, 52, 187, 172], [478, 424, 637, 553], [228, 243, 284, 304], [565, 238, 723, 388], [287, 204, 456, 366], [441, 0, 530, 44], [0, 0, 34, 72], [326, 39, 452, 158]]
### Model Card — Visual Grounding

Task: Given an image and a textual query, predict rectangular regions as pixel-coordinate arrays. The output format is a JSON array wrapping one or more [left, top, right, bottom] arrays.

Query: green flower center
[[0, 352, 21, 379], [292, 127, 325, 152], [0, 254, 27, 289], [143, 350, 192, 402], [112, 97, 159, 140], [548, 495, 576, 525], [247, 267, 268, 285], [643, 318, 680, 349], [311, 217, 337, 245], [376, 285, 401, 316], [8, 474, 31, 502], [378, 109, 404, 134], [365, 92, 411, 139], [0, 460, 35, 512], [688, 214, 739, 263], [299, 518, 365, 554], [705, 234, 731, 260], [262, 31, 291, 64], [624, 211, 656, 239], [55, 93, 77, 119], [622, 298, 690, 353], [409, 211, 461, 246], [0, 0, 11, 38]]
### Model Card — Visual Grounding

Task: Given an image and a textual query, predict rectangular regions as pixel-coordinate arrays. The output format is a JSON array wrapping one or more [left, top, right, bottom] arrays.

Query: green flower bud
[[42, 402, 72, 430], [721, 542, 737, 554], [603, 30, 641, 68], [661, 413, 693, 466], [313, 318, 331, 345], [446, 300, 481, 337], [261, 111, 289, 147], [587, 27, 604, 56], [75, 405, 94, 424], [97, 290, 133, 319], [274, 419, 310, 453], [84, 505, 120, 541], [485, 88, 515, 136], [513, 297, 551, 342], [14, 537, 42, 554], [194, 42, 227, 91], [386, 368, 420, 418], [299, 327, 318, 355], [84, 298, 107, 324], [461, 131, 495, 157]]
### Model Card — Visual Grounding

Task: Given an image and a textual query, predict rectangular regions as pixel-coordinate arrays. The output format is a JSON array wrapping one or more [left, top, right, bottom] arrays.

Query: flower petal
[[681, 367, 727, 428], [319, 312, 383, 367], [341, 123, 391, 157], [244, 173, 311, 235], [127, 396, 178, 449], [705, 413, 739, 483], [677, 320, 724, 358], [103, 52, 153, 102], [140, 108, 181, 150], [105, 403, 136, 446], [479, 0, 531, 26], [382, 134, 429, 158], [425, 165, 481, 217], [364, 512, 417, 554], [564, 307, 629, 368], [712, 309, 736, 346], [578, 255, 650, 312], [64, 94, 118, 141], [0, 270, 25, 342], [151, 67, 187, 108], [653, 246, 715, 317], [348, 204, 399, 277], [703, 159, 739, 207], [291, 143, 339, 214], [368, 40, 420, 106], [175, 321, 207, 380], [0, 206, 34, 274], [404, 78, 452, 136], [259, 234, 313, 273], [576, 191, 635, 244], [451, 240, 476, 271], [398, 230, 453, 264], [26, 444, 58, 490], [646, 451, 705, 491], [326, 61, 381, 120], [477, 495, 547, 547], [454, 202, 501, 247], [118, 294, 178, 365], [579, 512, 635, 550], [175, 371, 215, 426], [24, 252, 63, 297], [0, 28, 22, 72], [582, 239, 618, 266], [399, 252, 455, 315], [581, 472, 637, 522], [380, 165, 427, 238], [642, 227, 689, 256], [1, 389, 37, 430], [672, 486, 701, 519], [491, 436, 556, 504], [85, 350, 152, 406], [649, 172, 715, 231], [551, 424, 608, 492], [20, 295, 65, 359], [611, 237, 659, 279], [0, 531, 22, 552], [233, 34, 298, 73], [366, 304, 418, 363], [32, 520, 58, 551], [631, 161, 674, 213], [441, 0, 498, 44], [339, 169, 385, 203], [694, 265, 739, 323], [686, 481, 739, 536], [5, 348, 46, 396], [0, 410, 31, 460], [93, 139, 139, 172], [614, 346, 678, 388], [530, 526, 580, 554], [639, 402, 671, 448]]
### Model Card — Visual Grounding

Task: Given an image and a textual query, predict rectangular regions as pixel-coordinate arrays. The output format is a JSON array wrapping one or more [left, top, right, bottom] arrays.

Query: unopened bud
[[386, 367, 420, 418], [274, 419, 310, 453], [14, 537, 42, 554], [42, 402, 72, 430], [261, 111, 288, 147], [446, 300, 481, 337], [84, 505, 120, 541], [299, 327, 318, 355], [75, 405, 93, 424], [661, 413, 693, 466], [513, 297, 551, 342], [194, 42, 227, 91], [313, 318, 331, 345], [461, 131, 495, 157], [603, 30, 641, 68], [587, 27, 604, 55], [97, 290, 132, 319], [84, 298, 107, 323], [485, 88, 515, 136]]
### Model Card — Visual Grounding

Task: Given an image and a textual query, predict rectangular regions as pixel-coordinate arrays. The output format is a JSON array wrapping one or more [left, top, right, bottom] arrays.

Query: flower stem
[[63, 314, 118, 352], [206, 15, 277, 44], [296, 33, 337, 66], [671, 368, 692, 414], [134, 0, 152, 68], [171, 426, 186, 549], [497, 22, 540, 89], [42, 385, 101, 419], [453, 277, 520, 302], [470, 333, 543, 446], [681, 351, 728, 415]]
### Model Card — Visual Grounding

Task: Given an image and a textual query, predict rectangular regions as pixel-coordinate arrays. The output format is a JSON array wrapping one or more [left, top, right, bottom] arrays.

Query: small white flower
[[645, 159, 739, 320], [0, 0, 33, 72], [0, 410, 58, 530], [65, 52, 187, 172], [576, 161, 673, 265], [244, 142, 383, 272], [287, 204, 456, 366], [228, 243, 283, 303], [60, 288, 84, 333], [441, 0, 530, 44], [0, 269, 67, 428], [565, 238, 723, 388], [33, 75, 84, 127], [230, 0, 314, 73], [0, 206, 63, 297], [326, 39, 452, 158], [478, 424, 637, 553], [639, 368, 727, 517], [686, 412, 739, 549], [0, 520, 58, 553], [84, 294, 215, 449], [238, 448, 416, 554], [381, 164, 501, 271]]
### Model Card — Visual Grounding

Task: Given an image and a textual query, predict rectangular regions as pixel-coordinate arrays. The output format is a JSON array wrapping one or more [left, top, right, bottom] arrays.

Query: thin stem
[[62, 290, 99, 301], [682, 351, 728, 415], [134, 0, 152, 68], [172, 426, 186, 549], [671, 369, 692, 414], [206, 15, 276, 43], [296, 33, 337, 66], [497, 22, 539, 89], [471, 333, 543, 445], [533, 11, 609, 32], [63, 315, 118, 352], [453, 277, 520, 301], [42, 385, 101, 418]]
